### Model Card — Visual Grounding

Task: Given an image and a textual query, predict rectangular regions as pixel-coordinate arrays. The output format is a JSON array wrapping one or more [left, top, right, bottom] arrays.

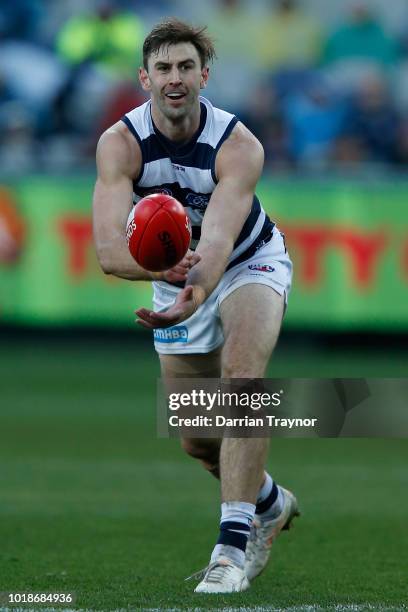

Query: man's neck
[[151, 102, 201, 143]]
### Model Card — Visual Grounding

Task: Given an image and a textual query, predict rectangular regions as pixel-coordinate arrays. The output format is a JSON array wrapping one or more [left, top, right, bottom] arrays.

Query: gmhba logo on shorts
[[154, 325, 188, 343]]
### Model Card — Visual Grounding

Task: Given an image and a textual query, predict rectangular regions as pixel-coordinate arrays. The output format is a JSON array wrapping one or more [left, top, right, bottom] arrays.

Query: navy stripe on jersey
[[226, 215, 274, 271], [138, 136, 215, 169], [133, 182, 211, 210], [234, 195, 261, 248], [191, 226, 201, 241]]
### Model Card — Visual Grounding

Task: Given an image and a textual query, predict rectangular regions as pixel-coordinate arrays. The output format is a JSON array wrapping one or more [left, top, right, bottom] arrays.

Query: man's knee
[[221, 350, 270, 378], [181, 438, 219, 461], [222, 361, 260, 378], [181, 438, 220, 478]]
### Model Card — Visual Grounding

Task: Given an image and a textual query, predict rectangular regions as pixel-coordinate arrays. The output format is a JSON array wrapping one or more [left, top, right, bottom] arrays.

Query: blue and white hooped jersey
[[122, 96, 274, 279]]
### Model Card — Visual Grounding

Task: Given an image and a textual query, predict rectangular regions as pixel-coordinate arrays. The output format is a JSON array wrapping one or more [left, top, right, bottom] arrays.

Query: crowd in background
[[1, 0, 408, 175]]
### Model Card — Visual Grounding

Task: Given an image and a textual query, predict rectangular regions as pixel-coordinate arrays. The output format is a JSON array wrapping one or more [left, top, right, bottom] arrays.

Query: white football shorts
[[152, 227, 292, 354]]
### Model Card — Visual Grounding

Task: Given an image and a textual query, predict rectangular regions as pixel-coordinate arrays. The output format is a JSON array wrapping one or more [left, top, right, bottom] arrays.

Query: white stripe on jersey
[[139, 158, 214, 194], [138, 158, 175, 188], [175, 166, 214, 193], [125, 102, 153, 140], [197, 97, 235, 148]]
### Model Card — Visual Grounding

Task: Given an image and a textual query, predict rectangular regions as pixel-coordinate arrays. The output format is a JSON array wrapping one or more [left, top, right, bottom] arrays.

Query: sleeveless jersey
[[122, 96, 274, 275]]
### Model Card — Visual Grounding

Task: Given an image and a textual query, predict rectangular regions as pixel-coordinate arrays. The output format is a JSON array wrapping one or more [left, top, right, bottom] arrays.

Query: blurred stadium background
[[0, 0, 407, 609]]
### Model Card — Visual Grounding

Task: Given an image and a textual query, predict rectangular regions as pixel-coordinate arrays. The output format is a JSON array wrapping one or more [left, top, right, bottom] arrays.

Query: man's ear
[[200, 66, 209, 89], [139, 67, 151, 92]]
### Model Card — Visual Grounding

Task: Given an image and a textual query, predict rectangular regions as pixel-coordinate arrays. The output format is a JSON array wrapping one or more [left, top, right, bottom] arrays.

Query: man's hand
[[136, 285, 201, 329], [158, 250, 201, 283], [136, 250, 202, 329]]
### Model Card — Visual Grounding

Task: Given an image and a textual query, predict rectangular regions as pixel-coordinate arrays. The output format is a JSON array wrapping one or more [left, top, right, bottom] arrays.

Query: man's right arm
[[93, 126, 155, 281]]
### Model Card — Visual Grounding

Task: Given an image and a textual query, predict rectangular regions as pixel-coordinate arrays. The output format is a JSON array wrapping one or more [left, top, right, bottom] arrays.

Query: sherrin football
[[126, 193, 191, 272]]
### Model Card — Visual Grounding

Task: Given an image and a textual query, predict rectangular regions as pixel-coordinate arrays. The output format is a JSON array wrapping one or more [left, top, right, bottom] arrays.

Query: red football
[[126, 193, 191, 272]]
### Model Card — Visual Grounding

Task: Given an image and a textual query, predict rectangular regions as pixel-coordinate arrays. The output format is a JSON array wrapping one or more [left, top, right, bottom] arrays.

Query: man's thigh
[[220, 284, 285, 378], [159, 347, 221, 379]]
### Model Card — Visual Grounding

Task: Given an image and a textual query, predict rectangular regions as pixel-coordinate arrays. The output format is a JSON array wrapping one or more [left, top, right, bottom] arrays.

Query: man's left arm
[[136, 123, 264, 329]]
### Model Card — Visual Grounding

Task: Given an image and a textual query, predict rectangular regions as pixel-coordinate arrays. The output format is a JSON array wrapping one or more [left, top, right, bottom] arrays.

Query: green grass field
[[0, 333, 407, 611]]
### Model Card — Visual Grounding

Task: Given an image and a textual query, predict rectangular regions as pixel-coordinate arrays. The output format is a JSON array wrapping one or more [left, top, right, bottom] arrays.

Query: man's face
[[139, 43, 209, 121]]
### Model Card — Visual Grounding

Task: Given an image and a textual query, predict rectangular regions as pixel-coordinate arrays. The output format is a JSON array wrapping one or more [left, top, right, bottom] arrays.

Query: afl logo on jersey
[[248, 264, 275, 273]]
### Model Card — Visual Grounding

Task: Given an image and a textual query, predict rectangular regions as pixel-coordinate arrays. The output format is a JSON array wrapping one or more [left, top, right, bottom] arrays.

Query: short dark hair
[[143, 18, 216, 70]]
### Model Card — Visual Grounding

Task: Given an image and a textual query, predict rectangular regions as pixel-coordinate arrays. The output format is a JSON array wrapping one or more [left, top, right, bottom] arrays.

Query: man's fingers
[[135, 284, 196, 329], [188, 252, 201, 266], [136, 319, 155, 330], [135, 308, 160, 326], [136, 307, 168, 320], [167, 273, 187, 282], [172, 265, 189, 276], [135, 308, 156, 319], [174, 262, 189, 271], [165, 251, 200, 282], [182, 285, 194, 300], [135, 306, 182, 329]]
